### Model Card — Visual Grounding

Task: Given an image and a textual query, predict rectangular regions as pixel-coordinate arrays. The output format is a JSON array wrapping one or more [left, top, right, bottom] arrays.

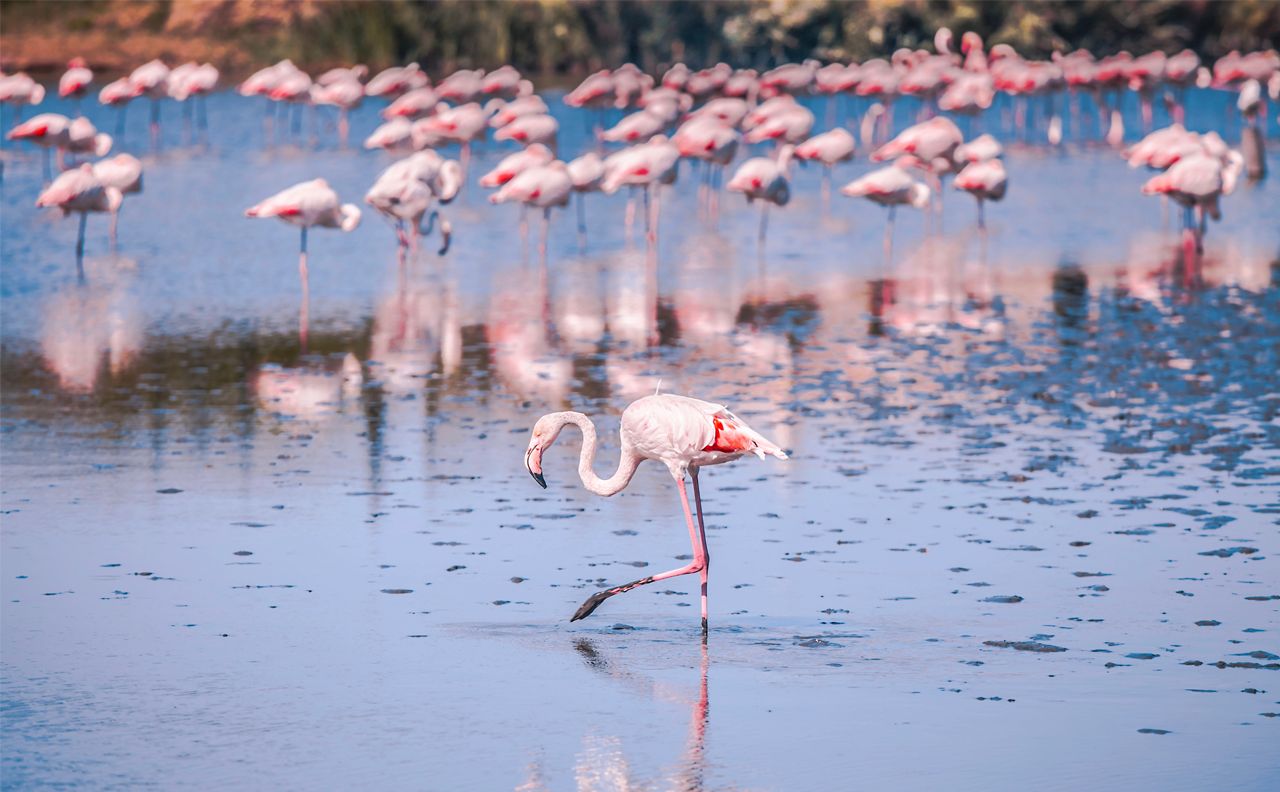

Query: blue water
[[2, 84, 1278, 790]]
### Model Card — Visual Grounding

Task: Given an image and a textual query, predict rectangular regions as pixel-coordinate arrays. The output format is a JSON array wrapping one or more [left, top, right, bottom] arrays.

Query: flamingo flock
[[5, 36, 1276, 631]]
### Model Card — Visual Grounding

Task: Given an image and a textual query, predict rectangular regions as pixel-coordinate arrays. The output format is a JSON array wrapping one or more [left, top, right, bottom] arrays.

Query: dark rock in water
[[1137, 728, 1171, 735], [795, 636, 843, 648], [381, 588, 413, 594], [510, 577, 526, 583], [492, 600, 510, 606], [1194, 620, 1221, 627], [1073, 571, 1111, 577], [446, 565, 466, 572], [982, 595, 1024, 604], [1235, 650, 1280, 661], [1198, 547, 1258, 558], [1245, 595, 1280, 601], [610, 623, 635, 631], [156, 488, 183, 494], [1076, 510, 1099, 518], [1127, 652, 1159, 660], [233, 550, 253, 556], [984, 640, 1066, 653], [1070, 541, 1092, 547]]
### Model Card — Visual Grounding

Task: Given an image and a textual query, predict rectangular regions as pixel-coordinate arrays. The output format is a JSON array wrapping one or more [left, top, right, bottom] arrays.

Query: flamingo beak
[[525, 447, 546, 489]]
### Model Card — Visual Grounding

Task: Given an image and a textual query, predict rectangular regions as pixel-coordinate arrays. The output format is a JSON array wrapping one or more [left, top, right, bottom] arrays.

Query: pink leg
[[570, 475, 706, 623], [298, 227, 310, 352], [690, 468, 710, 632]]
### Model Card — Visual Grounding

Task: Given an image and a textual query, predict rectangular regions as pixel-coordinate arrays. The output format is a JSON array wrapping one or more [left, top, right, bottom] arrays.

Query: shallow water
[[2, 87, 1279, 790]]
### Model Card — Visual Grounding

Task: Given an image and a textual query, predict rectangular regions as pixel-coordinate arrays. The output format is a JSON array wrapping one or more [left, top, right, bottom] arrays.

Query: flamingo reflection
[[40, 262, 142, 392]]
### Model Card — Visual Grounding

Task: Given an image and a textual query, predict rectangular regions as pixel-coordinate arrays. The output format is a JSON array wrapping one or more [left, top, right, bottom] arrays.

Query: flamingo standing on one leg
[[91, 153, 143, 244], [35, 164, 122, 277], [953, 158, 1008, 229], [566, 151, 605, 248], [841, 161, 932, 261], [58, 58, 93, 113], [726, 144, 794, 252], [129, 59, 171, 149], [524, 393, 788, 632], [490, 161, 572, 266], [245, 179, 362, 345], [794, 128, 855, 208]]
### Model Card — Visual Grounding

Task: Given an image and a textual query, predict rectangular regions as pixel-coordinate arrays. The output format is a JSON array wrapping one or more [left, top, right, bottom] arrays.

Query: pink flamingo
[[382, 87, 439, 120], [841, 162, 931, 257], [566, 151, 605, 246], [310, 77, 364, 146], [871, 116, 962, 212], [365, 64, 429, 101], [486, 94, 549, 128], [415, 102, 487, 176], [435, 69, 484, 104], [953, 158, 1007, 228], [8, 113, 109, 178], [244, 178, 362, 332], [954, 133, 1003, 164], [490, 161, 572, 263], [1142, 148, 1243, 253], [795, 128, 855, 205], [35, 164, 122, 272], [168, 62, 218, 137], [602, 107, 670, 144], [727, 145, 794, 249], [674, 116, 740, 217], [58, 58, 93, 111], [524, 393, 787, 631], [602, 137, 681, 244], [480, 65, 525, 99], [90, 153, 142, 242], [479, 143, 555, 188], [494, 112, 559, 149], [365, 151, 462, 253], [363, 117, 415, 154], [129, 59, 170, 147]]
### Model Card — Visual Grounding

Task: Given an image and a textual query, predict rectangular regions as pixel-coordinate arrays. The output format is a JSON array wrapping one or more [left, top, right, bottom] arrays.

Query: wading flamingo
[[524, 393, 788, 632], [35, 163, 122, 273]]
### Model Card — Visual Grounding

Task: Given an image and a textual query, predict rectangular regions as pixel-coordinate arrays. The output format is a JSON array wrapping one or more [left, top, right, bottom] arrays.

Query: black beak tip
[[530, 470, 547, 489]]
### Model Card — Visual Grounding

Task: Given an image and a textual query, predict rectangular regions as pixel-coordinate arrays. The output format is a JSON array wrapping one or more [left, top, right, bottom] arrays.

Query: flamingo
[[523, 393, 787, 631], [435, 69, 484, 104], [1142, 149, 1243, 252], [415, 102, 487, 175], [244, 179, 363, 328], [35, 164, 122, 273], [602, 137, 681, 244], [953, 158, 1008, 228], [129, 59, 170, 146], [795, 128, 855, 204], [365, 151, 462, 253], [743, 103, 815, 146], [490, 162, 572, 262], [90, 153, 143, 243], [0, 71, 45, 110], [58, 58, 93, 110], [726, 145, 794, 249], [168, 62, 218, 137], [365, 64, 429, 100], [566, 151, 605, 245], [480, 65, 525, 99], [674, 116, 740, 216], [310, 77, 364, 146], [841, 162, 932, 257], [363, 117, 416, 153], [954, 133, 1003, 164], [8, 113, 109, 178], [486, 95, 549, 128], [480, 143, 556, 187], [871, 116, 962, 212], [382, 87, 439, 120], [494, 113, 559, 149], [602, 108, 670, 144]]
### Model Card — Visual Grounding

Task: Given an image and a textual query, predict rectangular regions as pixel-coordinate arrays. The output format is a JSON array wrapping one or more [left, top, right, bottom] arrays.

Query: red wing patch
[[276, 206, 302, 217], [702, 416, 754, 454]]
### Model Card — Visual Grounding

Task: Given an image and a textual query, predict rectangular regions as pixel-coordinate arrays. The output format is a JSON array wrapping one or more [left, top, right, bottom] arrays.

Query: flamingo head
[[525, 412, 575, 489]]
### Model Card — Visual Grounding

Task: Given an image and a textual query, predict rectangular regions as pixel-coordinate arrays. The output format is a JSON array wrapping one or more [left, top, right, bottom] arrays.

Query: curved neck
[[558, 412, 641, 497]]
